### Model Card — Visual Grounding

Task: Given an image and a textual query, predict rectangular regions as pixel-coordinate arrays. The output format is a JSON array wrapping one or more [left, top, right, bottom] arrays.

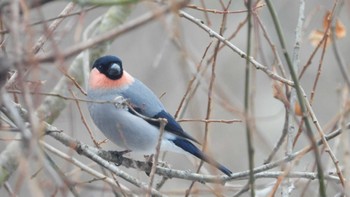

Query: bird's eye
[[107, 63, 122, 79]]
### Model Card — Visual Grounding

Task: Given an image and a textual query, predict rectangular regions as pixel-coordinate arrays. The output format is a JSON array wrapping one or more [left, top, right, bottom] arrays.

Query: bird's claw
[[108, 150, 131, 166], [143, 155, 169, 176], [143, 155, 153, 176]]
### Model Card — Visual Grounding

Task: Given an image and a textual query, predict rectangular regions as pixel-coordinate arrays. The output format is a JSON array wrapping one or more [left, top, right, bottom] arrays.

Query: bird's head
[[89, 55, 134, 89], [92, 55, 123, 80]]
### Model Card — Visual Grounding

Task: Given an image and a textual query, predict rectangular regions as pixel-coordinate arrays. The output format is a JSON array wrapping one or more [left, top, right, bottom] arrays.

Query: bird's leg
[[144, 154, 153, 163], [143, 155, 169, 176], [144, 154, 154, 176], [108, 150, 131, 166]]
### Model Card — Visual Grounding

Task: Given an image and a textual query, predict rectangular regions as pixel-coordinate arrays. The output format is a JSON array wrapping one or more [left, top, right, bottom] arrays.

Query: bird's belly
[[88, 103, 161, 154]]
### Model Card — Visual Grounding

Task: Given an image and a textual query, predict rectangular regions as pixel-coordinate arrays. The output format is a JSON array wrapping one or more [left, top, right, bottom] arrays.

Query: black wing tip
[[218, 165, 233, 176], [172, 138, 232, 176]]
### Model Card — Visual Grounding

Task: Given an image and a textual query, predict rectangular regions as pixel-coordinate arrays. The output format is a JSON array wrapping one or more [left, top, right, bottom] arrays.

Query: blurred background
[[0, 0, 349, 196]]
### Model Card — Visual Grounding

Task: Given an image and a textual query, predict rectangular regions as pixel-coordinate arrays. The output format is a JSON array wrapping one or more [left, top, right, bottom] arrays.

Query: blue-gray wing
[[122, 79, 199, 143]]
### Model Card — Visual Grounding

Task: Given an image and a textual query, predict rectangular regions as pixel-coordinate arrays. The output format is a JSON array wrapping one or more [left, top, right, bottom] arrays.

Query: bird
[[87, 55, 232, 176]]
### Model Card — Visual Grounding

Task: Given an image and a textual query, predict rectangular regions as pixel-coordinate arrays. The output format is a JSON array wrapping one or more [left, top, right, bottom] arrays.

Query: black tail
[[172, 138, 232, 176]]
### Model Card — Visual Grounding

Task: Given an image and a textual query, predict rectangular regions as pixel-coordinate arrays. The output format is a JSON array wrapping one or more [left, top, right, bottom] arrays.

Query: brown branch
[[70, 90, 100, 147], [32, 0, 190, 63]]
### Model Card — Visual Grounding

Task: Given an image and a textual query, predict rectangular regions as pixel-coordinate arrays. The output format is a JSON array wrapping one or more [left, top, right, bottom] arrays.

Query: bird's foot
[[144, 155, 153, 163], [143, 155, 169, 176], [144, 155, 153, 176], [108, 150, 131, 166]]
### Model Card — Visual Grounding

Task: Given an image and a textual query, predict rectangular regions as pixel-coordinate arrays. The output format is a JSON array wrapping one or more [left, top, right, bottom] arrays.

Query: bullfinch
[[87, 55, 232, 176]]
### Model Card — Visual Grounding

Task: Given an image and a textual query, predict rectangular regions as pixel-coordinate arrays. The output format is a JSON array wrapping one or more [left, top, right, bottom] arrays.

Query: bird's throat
[[89, 68, 134, 89]]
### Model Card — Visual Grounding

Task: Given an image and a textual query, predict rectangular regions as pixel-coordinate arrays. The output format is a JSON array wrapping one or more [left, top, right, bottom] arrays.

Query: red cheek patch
[[89, 68, 134, 89]]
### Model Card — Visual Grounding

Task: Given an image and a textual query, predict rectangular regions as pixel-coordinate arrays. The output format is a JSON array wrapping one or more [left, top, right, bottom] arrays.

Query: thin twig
[[174, 41, 212, 119], [186, 3, 265, 14], [254, 15, 287, 78], [0, 7, 98, 34], [32, 3, 76, 54], [206, 16, 248, 65], [186, 2, 231, 195], [70, 90, 100, 147], [177, 118, 241, 124], [244, 0, 255, 196], [7, 89, 112, 104], [276, 0, 305, 196], [298, 2, 346, 187], [147, 118, 167, 197], [301, 87, 346, 186], [264, 110, 289, 164], [179, 10, 294, 87], [264, 0, 326, 195], [330, 0, 350, 89]]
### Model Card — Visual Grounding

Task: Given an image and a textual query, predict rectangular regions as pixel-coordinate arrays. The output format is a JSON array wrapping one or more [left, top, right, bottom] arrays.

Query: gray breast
[[87, 88, 161, 153]]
